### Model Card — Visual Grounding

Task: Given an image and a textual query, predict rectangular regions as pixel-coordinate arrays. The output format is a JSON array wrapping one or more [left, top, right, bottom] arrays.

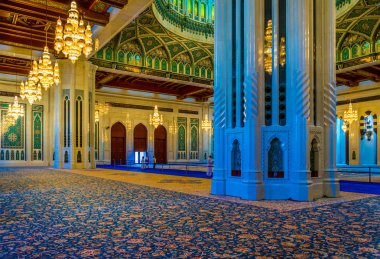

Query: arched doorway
[[154, 125, 167, 164], [111, 122, 126, 165], [134, 123, 147, 163]]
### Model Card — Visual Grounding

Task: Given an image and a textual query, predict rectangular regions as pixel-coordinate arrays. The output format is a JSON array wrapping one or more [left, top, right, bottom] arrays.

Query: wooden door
[[134, 123, 148, 152], [111, 122, 126, 165], [154, 125, 167, 164]]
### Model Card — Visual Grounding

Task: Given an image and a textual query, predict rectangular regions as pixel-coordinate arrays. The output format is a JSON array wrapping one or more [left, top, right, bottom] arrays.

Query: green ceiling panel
[[347, 8, 368, 19], [192, 49, 208, 63], [351, 19, 378, 36], [141, 37, 162, 53], [167, 44, 185, 57], [185, 42, 197, 49]]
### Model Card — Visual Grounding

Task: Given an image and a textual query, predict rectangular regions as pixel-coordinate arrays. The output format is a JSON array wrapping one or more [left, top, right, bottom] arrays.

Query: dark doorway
[[111, 122, 126, 165], [134, 123, 148, 163], [154, 125, 167, 164], [345, 130, 350, 165]]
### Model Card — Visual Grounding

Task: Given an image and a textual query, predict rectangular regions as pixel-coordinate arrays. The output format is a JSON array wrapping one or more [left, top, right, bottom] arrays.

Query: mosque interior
[[0, 0, 379, 257]]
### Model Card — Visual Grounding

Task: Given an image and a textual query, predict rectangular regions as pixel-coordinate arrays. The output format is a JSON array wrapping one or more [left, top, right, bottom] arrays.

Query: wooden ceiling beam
[[0, 0, 109, 26], [88, 0, 128, 10], [104, 80, 180, 96]]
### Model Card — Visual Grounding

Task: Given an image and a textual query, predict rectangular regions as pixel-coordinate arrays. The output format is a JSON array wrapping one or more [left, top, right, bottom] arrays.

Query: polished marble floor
[[1, 169, 379, 258]]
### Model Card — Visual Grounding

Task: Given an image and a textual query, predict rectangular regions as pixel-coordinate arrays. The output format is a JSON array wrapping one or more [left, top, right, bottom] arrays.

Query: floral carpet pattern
[[1, 169, 379, 258]]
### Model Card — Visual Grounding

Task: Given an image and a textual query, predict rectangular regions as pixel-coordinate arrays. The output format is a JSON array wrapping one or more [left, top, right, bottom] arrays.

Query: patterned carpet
[[1, 170, 379, 258]]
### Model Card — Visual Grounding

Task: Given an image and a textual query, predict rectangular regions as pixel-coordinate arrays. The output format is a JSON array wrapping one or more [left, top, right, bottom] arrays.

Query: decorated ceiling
[[336, 0, 380, 62], [92, 6, 214, 85]]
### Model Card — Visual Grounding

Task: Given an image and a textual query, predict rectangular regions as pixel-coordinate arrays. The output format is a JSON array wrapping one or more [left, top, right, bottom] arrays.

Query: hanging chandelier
[[38, 47, 60, 90], [341, 122, 348, 132], [343, 102, 357, 125], [264, 20, 273, 74], [149, 105, 163, 128], [201, 114, 212, 132], [8, 96, 25, 120], [20, 74, 42, 105], [264, 20, 286, 74], [54, 1, 93, 63], [37, 0, 60, 91], [95, 110, 99, 123], [95, 102, 109, 114]]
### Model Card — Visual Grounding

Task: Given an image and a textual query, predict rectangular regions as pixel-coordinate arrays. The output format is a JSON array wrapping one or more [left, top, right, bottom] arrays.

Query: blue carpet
[[97, 164, 212, 179], [340, 180, 380, 195], [1, 169, 380, 257]]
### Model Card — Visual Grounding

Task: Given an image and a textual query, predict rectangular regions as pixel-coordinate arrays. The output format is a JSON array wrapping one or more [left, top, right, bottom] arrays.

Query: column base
[[323, 169, 340, 198], [240, 181, 264, 200], [211, 169, 226, 196]]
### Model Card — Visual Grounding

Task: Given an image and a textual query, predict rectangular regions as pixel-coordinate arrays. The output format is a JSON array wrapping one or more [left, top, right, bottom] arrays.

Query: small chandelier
[[96, 102, 109, 114], [8, 96, 25, 120], [264, 20, 286, 74], [201, 114, 212, 132], [149, 105, 163, 128], [20, 74, 42, 105], [54, 1, 93, 63], [341, 121, 348, 132], [343, 102, 357, 125], [95, 110, 99, 122], [38, 47, 60, 90], [264, 20, 273, 74]]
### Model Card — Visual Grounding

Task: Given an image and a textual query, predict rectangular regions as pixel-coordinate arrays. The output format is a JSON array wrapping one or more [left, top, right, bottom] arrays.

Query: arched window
[[352, 44, 359, 58], [179, 63, 184, 74], [105, 48, 113, 60], [201, 67, 206, 77], [211, 5, 215, 20], [118, 51, 125, 63], [201, 3, 206, 19], [310, 139, 319, 178], [187, 0, 192, 13], [185, 64, 191, 75], [341, 47, 349, 61], [207, 69, 212, 79], [361, 41, 370, 55], [231, 139, 241, 177], [376, 38, 380, 52], [162, 59, 168, 70], [96, 49, 104, 59], [154, 58, 160, 69], [172, 61, 178, 72], [146, 56, 153, 68], [179, 0, 183, 9], [268, 138, 284, 178], [194, 1, 199, 16], [127, 52, 134, 64], [195, 66, 200, 77], [135, 55, 141, 66]]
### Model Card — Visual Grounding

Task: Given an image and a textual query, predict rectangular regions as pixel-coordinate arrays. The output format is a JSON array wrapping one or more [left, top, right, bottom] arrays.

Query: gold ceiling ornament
[[2, 114, 16, 132], [149, 105, 163, 128], [54, 1, 93, 63], [201, 114, 212, 132], [343, 101, 358, 125], [125, 112, 132, 130], [264, 20, 273, 74]]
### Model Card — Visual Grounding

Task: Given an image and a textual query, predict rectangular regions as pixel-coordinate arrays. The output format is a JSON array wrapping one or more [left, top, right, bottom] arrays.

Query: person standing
[[141, 156, 145, 169], [153, 156, 157, 169], [207, 155, 213, 177], [145, 156, 149, 169]]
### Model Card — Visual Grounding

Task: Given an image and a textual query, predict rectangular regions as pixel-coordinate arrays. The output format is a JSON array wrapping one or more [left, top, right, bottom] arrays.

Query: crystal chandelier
[[341, 122, 348, 132], [37, 0, 60, 91], [38, 46, 60, 90], [264, 20, 286, 74], [149, 105, 163, 128], [20, 74, 42, 105], [8, 96, 25, 120], [54, 1, 93, 63], [264, 20, 273, 74], [201, 114, 212, 132], [95, 110, 99, 123], [343, 102, 357, 125]]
